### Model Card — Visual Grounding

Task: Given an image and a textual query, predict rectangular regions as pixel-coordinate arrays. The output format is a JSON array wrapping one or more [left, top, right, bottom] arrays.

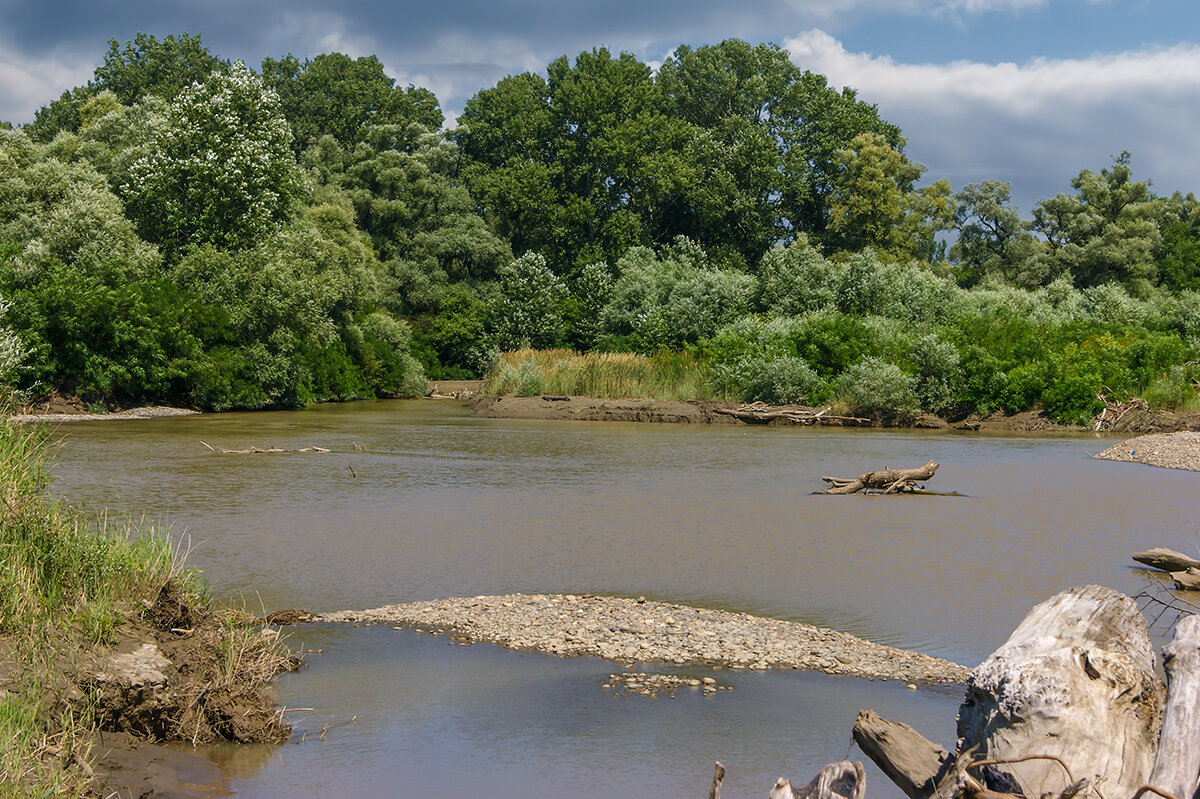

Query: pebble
[[319, 593, 970, 685], [1094, 432, 1200, 472]]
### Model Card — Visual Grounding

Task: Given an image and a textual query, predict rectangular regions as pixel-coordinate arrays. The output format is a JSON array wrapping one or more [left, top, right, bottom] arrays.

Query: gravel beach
[[1093, 431, 1200, 472], [319, 593, 970, 685]]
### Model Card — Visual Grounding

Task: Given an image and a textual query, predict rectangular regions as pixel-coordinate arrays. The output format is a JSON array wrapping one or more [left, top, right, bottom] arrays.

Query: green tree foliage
[[261, 52, 443, 154], [1029, 153, 1161, 292], [488, 253, 569, 350], [123, 62, 303, 256], [0, 128, 198, 402], [949, 180, 1043, 286], [827, 133, 924, 257], [457, 40, 902, 271], [27, 33, 227, 142]]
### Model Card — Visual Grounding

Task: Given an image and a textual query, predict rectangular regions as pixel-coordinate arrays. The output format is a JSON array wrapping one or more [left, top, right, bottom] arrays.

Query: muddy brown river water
[[48, 399, 1199, 798]]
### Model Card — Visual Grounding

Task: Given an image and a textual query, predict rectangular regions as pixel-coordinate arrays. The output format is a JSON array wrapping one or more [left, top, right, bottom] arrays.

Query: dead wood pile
[[714, 403, 870, 426], [817, 461, 960, 495]]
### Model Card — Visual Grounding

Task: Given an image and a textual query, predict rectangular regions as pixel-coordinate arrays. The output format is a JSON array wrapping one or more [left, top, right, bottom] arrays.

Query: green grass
[[0, 416, 196, 794], [482, 349, 715, 401]]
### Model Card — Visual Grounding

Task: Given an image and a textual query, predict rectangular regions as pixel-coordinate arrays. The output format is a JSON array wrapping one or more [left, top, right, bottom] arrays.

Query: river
[[48, 400, 1199, 798]]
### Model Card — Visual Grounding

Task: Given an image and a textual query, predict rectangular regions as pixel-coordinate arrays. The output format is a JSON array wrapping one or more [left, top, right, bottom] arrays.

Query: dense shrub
[[708, 354, 824, 404], [837, 356, 921, 423]]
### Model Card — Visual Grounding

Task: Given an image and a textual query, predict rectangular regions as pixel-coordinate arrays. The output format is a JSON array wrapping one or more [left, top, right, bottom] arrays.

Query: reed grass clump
[[482, 349, 714, 401]]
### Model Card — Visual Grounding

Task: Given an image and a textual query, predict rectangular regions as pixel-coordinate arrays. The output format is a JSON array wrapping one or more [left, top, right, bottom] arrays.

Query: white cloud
[[0, 47, 95, 125], [785, 29, 1200, 212]]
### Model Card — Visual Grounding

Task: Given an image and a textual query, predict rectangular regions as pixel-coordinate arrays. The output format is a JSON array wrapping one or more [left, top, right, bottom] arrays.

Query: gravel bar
[[1094, 431, 1200, 472], [318, 593, 970, 685]]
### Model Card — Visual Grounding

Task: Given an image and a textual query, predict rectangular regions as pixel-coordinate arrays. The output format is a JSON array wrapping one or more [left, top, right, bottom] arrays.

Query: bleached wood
[[1149, 614, 1200, 799], [955, 585, 1165, 799], [817, 462, 939, 494], [769, 761, 867, 799]]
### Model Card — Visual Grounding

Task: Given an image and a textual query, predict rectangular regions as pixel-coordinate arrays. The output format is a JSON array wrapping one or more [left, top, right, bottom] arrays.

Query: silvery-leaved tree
[[123, 61, 304, 258]]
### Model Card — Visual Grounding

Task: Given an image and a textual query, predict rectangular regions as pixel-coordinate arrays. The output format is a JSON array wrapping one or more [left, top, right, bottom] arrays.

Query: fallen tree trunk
[[818, 462, 940, 495], [1148, 614, 1200, 799], [1133, 548, 1200, 573]]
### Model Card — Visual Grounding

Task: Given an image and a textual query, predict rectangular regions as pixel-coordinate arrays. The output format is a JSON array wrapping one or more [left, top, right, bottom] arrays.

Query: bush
[[909, 334, 962, 415], [708, 354, 824, 404], [837, 356, 920, 423]]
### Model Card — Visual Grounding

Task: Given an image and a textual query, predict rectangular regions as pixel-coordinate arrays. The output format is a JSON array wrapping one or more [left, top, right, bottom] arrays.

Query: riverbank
[[0, 418, 296, 796], [472, 393, 1200, 434], [317, 593, 970, 685], [1094, 431, 1200, 471]]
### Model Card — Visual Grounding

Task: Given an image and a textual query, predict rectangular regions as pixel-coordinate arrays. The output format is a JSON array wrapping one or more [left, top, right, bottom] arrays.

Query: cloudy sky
[[2, 0, 1197, 214]]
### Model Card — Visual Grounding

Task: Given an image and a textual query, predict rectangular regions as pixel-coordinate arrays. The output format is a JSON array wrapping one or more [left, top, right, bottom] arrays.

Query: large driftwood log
[[1133, 548, 1200, 573], [955, 585, 1164, 799], [818, 462, 940, 495], [852, 710, 948, 799], [769, 761, 867, 799], [1148, 614, 1200, 799]]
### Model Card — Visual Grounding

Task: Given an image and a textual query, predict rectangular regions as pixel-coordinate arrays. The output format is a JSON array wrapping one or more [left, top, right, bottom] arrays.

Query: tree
[[826, 133, 924, 257], [122, 62, 303, 256], [949, 180, 1042, 286], [27, 33, 228, 142], [1029, 153, 1161, 291], [261, 52, 442, 154], [488, 253, 569, 350]]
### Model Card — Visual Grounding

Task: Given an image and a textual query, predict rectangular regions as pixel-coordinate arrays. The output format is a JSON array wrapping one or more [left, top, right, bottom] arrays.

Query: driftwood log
[[1133, 548, 1200, 573], [852, 710, 948, 799], [817, 462, 943, 495], [714, 404, 870, 426], [857, 586, 1192, 799], [200, 441, 330, 454], [1148, 614, 1200, 799], [769, 761, 867, 799]]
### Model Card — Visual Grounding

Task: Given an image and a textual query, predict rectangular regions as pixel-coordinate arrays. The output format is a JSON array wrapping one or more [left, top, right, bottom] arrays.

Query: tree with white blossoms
[[123, 61, 303, 256], [489, 253, 568, 350]]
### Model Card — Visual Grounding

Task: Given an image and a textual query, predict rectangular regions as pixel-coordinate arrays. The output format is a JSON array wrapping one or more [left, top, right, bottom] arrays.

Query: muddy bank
[[1093, 431, 1200, 471], [472, 394, 1200, 434], [318, 593, 970, 685], [0, 582, 298, 796]]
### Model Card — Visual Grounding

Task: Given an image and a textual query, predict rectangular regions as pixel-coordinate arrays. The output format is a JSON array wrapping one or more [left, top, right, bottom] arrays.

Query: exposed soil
[[1, 581, 299, 796], [318, 592, 970, 685], [472, 394, 1200, 434], [1093, 431, 1200, 471]]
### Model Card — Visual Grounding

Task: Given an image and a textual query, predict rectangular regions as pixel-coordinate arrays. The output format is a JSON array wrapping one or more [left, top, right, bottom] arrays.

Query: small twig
[[1130, 786, 1182, 799], [967, 753, 1075, 783]]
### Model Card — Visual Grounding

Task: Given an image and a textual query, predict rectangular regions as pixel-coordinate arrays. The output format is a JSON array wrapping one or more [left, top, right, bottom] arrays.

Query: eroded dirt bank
[[317, 593, 970, 685], [471, 394, 1200, 434]]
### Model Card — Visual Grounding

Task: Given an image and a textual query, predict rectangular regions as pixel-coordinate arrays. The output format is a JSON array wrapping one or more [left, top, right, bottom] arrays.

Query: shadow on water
[[48, 399, 1200, 797]]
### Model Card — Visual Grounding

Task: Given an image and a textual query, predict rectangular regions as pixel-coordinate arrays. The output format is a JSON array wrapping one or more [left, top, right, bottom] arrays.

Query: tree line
[[0, 32, 1196, 420]]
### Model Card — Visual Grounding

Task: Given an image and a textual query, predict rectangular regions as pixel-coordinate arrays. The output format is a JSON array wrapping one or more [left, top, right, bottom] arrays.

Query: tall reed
[[482, 349, 715, 401]]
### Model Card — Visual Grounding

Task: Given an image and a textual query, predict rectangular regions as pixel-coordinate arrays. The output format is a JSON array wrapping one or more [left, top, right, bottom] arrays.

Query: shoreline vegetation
[[0, 417, 296, 797], [1, 34, 1198, 428]]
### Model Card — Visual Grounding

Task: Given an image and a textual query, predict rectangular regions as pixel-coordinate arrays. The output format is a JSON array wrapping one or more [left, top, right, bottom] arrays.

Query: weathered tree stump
[[818, 462, 940, 494], [955, 585, 1164, 799], [1133, 548, 1200, 573]]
